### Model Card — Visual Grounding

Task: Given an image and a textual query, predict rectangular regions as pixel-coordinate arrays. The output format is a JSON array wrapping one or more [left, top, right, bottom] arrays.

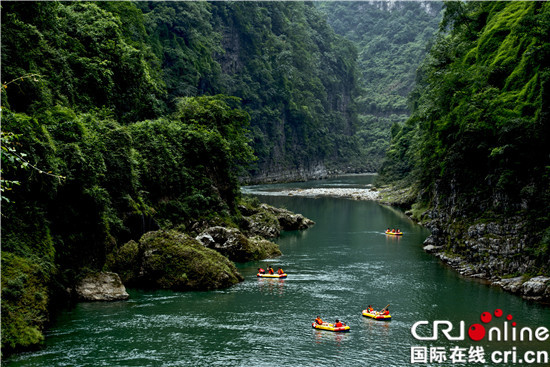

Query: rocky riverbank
[[244, 184, 380, 201], [421, 217, 550, 303], [76, 203, 314, 299], [378, 184, 550, 304], [251, 181, 550, 304]]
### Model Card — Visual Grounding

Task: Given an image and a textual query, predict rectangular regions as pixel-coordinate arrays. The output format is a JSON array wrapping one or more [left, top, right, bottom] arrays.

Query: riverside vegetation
[[1, 2, 327, 354], [2, 0, 549, 357], [377, 1, 550, 300]]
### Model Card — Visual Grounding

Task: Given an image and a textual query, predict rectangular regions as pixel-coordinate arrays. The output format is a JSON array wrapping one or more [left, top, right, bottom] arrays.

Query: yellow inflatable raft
[[362, 310, 391, 321], [311, 322, 350, 332], [385, 230, 403, 236], [257, 273, 287, 278]]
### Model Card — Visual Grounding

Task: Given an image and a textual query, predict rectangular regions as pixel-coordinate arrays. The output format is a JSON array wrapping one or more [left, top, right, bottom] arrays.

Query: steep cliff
[[379, 1, 550, 301], [210, 2, 362, 180], [318, 1, 443, 170], [135, 2, 362, 182]]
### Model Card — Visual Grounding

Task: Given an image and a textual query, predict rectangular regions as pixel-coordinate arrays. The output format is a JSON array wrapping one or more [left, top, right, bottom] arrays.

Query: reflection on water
[[257, 278, 286, 296], [6, 175, 550, 367]]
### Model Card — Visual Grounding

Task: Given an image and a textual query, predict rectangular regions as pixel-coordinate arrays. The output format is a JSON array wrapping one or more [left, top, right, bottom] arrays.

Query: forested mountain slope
[[379, 2, 550, 288], [318, 1, 443, 170], [0, 1, 355, 353], [210, 2, 361, 180]]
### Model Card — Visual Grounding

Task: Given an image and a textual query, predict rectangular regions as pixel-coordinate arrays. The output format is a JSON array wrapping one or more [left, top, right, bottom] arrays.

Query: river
[[5, 175, 549, 366]]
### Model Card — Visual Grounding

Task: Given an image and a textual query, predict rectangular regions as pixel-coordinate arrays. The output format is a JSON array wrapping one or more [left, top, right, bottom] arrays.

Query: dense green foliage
[[209, 2, 362, 174], [0, 95, 253, 352], [1, 2, 165, 122], [1, 1, 365, 353], [318, 1, 443, 170], [2, 2, 361, 177], [379, 2, 550, 272]]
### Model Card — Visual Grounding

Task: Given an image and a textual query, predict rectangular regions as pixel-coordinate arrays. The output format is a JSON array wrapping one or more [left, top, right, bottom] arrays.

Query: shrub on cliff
[[378, 1, 550, 275], [1, 253, 52, 352], [1, 205, 55, 354]]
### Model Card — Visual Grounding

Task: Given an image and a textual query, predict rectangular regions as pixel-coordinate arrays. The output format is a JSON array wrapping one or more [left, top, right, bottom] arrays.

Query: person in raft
[[367, 305, 374, 313], [334, 319, 344, 327], [268, 266, 274, 274], [258, 267, 265, 274], [380, 307, 390, 315], [315, 316, 324, 325], [277, 267, 284, 275]]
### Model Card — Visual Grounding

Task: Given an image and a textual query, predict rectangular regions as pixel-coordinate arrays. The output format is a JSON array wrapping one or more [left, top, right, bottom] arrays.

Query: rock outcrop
[[239, 203, 315, 238], [103, 204, 315, 293], [260, 204, 316, 231], [75, 272, 129, 301], [238, 204, 282, 238], [107, 230, 243, 291], [420, 214, 550, 303], [195, 226, 281, 262], [491, 276, 550, 302]]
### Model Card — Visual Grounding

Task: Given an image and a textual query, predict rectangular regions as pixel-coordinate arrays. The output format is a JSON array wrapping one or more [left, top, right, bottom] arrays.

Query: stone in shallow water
[[75, 271, 129, 301]]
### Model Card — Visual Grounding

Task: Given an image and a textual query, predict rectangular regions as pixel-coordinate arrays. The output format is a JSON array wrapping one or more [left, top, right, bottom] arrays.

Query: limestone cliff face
[[417, 184, 550, 303], [244, 161, 329, 184], [212, 2, 362, 182]]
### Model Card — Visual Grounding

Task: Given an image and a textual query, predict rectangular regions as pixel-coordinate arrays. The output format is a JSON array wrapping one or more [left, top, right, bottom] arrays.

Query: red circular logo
[[468, 324, 486, 341], [480, 312, 492, 323]]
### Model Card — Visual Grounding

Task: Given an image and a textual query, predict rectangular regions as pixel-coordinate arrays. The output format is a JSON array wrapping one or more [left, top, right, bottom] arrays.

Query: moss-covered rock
[[259, 204, 315, 231], [248, 236, 282, 259], [239, 207, 281, 238], [238, 201, 315, 236], [1, 206, 56, 355], [1, 252, 51, 352], [108, 230, 243, 291], [106, 240, 140, 284]]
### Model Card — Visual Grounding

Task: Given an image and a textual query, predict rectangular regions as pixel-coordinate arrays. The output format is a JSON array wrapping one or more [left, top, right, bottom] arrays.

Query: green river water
[[5, 175, 549, 366]]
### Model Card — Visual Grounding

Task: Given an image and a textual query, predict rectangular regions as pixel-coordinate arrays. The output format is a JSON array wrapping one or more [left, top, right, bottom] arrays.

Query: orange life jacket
[[277, 268, 284, 274], [315, 318, 323, 325], [335, 322, 343, 327]]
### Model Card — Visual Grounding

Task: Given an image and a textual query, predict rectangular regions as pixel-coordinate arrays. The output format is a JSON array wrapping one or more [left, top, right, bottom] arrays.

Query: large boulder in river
[[107, 230, 243, 291], [75, 272, 129, 301], [260, 204, 315, 231], [238, 205, 281, 238], [520, 276, 550, 301], [196, 226, 281, 262], [238, 203, 314, 237]]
